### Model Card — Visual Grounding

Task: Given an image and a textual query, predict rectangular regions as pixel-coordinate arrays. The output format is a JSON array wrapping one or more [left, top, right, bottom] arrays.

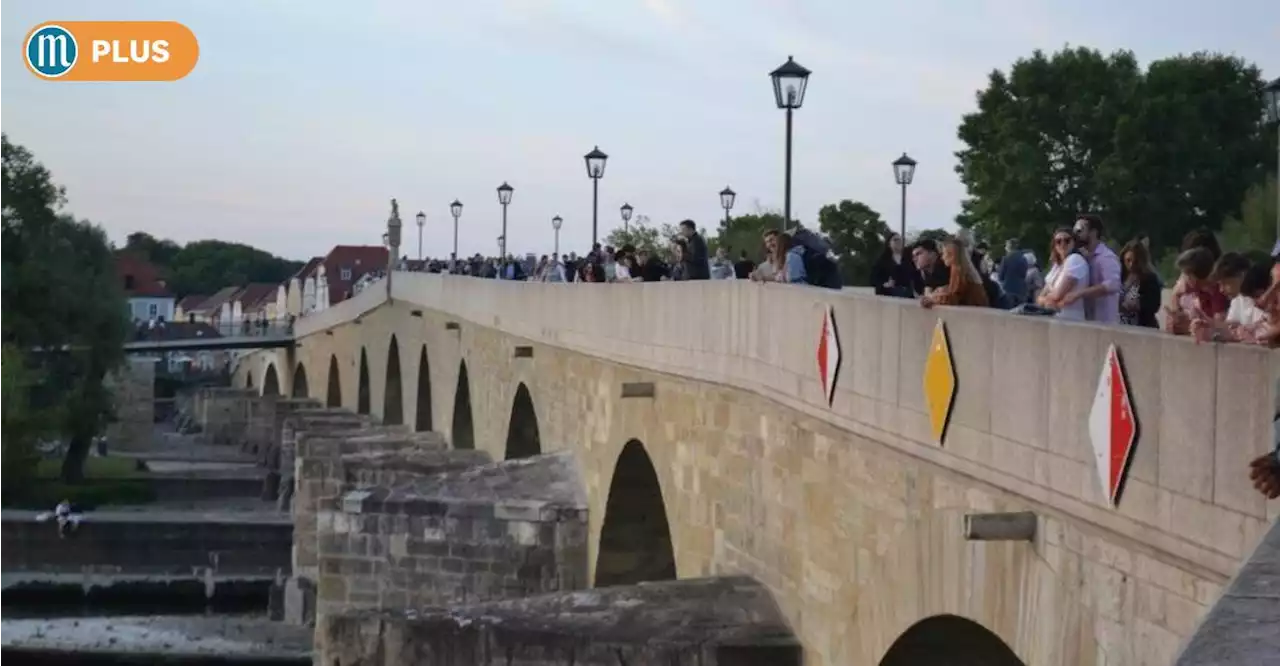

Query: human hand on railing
[[1249, 453, 1280, 499]]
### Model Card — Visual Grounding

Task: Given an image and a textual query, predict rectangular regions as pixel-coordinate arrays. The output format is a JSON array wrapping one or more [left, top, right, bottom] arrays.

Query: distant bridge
[[123, 319, 295, 354]]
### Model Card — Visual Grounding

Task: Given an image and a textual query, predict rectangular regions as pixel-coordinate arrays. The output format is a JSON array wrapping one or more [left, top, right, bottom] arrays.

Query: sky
[[2, 1, 1277, 261]]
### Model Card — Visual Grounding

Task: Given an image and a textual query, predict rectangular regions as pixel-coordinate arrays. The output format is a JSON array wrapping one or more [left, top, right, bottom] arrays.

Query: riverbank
[[1, 615, 310, 664]]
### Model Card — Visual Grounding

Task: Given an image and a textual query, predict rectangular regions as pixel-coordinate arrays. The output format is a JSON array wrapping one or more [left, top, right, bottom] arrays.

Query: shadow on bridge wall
[[383, 335, 404, 425], [325, 355, 341, 408], [504, 383, 541, 460], [596, 439, 677, 588], [262, 364, 279, 396], [356, 348, 370, 415], [415, 345, 433, 432], [452, 360, 475, 450], [292, 363, 309, 399], [879, 614, 1026, 666]]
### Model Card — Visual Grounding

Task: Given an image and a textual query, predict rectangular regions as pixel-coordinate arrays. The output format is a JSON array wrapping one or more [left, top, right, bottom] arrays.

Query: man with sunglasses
[[1060, 214, 1121, 324]]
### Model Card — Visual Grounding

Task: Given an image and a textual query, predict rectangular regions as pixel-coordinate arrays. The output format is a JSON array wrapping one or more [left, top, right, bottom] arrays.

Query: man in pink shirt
[[1061, 214, 1122, 324]]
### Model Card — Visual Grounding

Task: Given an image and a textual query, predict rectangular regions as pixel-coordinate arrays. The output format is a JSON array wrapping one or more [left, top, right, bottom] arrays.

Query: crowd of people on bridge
[[870, 214, 1280, 349], [398, 219, 845, 289]]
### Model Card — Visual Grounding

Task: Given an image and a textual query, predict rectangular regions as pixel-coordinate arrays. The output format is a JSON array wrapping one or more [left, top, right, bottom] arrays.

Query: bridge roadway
[[237, 273, 1280, 666]]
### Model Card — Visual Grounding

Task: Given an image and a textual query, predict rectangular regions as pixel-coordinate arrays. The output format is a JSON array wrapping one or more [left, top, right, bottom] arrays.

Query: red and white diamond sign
[[1088, 344, 1138, 507], [817, 305, 841, 407]]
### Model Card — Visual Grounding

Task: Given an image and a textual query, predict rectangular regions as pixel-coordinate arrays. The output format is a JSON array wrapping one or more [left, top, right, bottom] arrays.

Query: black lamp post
[[584, 146, 608, 246], [497, 182, 513, 259], [719, 186, 736, 224], [552, 215, 563, 257], [770, 56, 811, 229], [1265, 78, 1280, 242], [449, 199, 462, 270], [892, 153, 917, 239], [620, 203, 633, 234], [415, 211, 426, 261]]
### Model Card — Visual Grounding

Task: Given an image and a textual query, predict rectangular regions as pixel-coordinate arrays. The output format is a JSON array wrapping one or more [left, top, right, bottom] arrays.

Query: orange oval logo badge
[[24, 21, 198, 82]]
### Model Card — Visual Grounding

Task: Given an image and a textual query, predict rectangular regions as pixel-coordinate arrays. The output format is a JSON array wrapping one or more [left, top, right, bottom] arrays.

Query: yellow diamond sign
[[922, 319, 956, 445]]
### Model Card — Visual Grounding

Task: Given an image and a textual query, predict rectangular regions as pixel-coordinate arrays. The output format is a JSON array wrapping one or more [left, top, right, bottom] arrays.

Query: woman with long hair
[[1119, 240, 1161, 327], [921, 237, 989, 308]]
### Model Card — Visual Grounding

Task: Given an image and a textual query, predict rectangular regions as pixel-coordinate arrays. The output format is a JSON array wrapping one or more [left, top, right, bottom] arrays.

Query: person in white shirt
[[1036, 228, 1090, 321]]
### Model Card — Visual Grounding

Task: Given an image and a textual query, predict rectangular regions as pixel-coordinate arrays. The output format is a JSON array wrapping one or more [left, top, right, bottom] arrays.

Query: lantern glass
[[769, 56, 811, 109], [450, 200, 463, 219], [416, 211, 426, 227], [892, 153, 917, 186], [620, 203, 633, 222], [719, 186, 736, 211], [497, 182, 513, 205], [584, 146, 608, 179], [552, 215, 563, 231]]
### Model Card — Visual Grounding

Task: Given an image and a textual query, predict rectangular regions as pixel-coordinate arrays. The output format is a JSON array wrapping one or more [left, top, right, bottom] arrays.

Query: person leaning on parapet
[[676, 220, 711, 280]]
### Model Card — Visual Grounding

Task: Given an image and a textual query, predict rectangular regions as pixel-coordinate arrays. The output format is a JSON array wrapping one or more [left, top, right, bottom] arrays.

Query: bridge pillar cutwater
[[314, 452, 590, 622], [317, 576, 802, 666]]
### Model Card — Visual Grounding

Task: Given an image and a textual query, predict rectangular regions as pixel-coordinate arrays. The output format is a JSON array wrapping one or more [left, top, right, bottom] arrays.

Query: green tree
[[910, 228, 952, 245], [1219, 175, 1278, 264], [2, 135, 128, 483], [708, 210, 788, 261], [605, 218, 679, 259], [124, 231, 182, 267], [955, 47, 1271, 257], [818, 200, 892, 286], [2, 345, 46, 493], [164, 240, 302, 297]]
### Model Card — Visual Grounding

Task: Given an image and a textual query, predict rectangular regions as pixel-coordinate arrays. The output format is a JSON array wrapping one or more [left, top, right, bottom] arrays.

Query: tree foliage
[[124, 232, 302, 297], [707, 210, 789, 260], [956, 47, 1273, 257], [605, 217, 680, 260], [2, 134, 128, 482], [817, 200, 892, 286], [1219, 175, 1278, 264]]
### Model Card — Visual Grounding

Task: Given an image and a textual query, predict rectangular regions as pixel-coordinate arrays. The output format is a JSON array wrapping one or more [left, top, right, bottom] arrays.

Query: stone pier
[[317, 576, 801, 666], [316, 452, 589, 618]]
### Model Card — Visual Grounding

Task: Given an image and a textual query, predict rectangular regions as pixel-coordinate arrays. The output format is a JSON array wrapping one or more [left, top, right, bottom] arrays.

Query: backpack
[[789, 228, 842, 290]]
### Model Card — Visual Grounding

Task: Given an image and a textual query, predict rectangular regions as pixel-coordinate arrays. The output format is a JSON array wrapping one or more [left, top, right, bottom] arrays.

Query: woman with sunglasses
[[1036, 228, 1090, 321]]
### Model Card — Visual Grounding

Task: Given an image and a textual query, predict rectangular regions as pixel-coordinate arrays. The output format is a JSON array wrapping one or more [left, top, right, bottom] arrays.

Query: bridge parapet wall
[[387, 273, 1280, 578]]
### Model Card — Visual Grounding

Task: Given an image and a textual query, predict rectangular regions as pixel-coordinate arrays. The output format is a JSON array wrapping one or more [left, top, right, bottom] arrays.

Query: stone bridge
[[236, 273, 1279, 666]]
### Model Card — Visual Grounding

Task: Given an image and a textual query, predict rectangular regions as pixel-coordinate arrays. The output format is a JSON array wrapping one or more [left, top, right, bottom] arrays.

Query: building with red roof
[[116, 252, 175, 322]]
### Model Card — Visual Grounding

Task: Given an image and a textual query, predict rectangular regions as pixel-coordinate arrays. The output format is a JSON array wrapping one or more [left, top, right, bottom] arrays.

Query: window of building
[[148, 303, 158, 318], [123, 275, 136, 290], [340, 267, 352, 281]]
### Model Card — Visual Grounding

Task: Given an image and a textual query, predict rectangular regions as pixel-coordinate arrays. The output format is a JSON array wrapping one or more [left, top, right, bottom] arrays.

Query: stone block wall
[[105, 358, 155, 451], [317, 576, 801, 666], [315, 452, 589, 619], [194, 387, 256, 447]]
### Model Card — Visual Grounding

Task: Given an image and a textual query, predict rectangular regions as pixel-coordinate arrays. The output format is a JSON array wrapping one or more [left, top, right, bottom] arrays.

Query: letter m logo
[[36, 33, 72, 68]]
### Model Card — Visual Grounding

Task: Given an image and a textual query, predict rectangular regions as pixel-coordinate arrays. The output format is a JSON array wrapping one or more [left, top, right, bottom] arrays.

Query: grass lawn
[[35, 455, 144, 479], [6, 456, 154, 509]]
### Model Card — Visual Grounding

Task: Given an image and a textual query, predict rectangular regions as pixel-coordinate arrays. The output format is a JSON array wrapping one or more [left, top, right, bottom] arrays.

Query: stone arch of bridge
[[878, 614, 1025, 666], [595, 438, 677, 587], [326, 354, 342, 408], [291, 362, 309, 399], [451, 360, 475, 450], [503, 382, 541, 460], [357, 347, 371, 415], [383, 335, 404, 425], [414, 345, 433, 432], [262, 363, 280, 396]]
